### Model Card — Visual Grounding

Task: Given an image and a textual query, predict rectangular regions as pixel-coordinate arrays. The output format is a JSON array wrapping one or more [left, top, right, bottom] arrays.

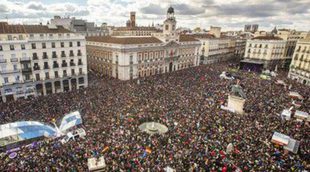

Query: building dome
[[167, 6, 174, 14]]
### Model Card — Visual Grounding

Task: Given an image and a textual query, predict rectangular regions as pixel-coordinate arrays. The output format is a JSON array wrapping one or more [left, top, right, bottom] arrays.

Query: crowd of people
[[0, 62, 309, 171]]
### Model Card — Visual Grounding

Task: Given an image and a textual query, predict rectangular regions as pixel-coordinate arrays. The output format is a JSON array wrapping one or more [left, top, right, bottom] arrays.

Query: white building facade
[[288, 37, 310, 85], [0, 22, 88, 102], [243, 36, 287, 69], [86, 7, 200, 80], [193, 34, 236, 64]]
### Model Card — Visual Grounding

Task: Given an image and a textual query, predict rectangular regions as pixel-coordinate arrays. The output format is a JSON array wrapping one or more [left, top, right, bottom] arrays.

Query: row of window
[[88, 51, 112, 59], [249, 43, 286, 49], [33, 68, 84, 80], [33, 59, 83, 70], [295, 46, 309, 52], [1, 68, 84, 85], [32, 50, 82, 60], [138, 51, 164, 59], [294, 54, 309, 61], [0, 41, 81, 51], [6, 33, 72, 41]]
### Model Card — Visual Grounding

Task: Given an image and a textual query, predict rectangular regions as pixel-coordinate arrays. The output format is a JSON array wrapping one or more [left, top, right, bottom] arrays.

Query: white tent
[[88, 156, 106, 171], [289, 91, 303, 100], [295, 110, 309, 121], [281, 109, 292, 120], [271, 132, 300, 153], [271, 132, 290, 146], [283, 138, 300, 154]]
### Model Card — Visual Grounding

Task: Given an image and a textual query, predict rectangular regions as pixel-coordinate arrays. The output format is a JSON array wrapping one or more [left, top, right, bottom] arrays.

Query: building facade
[[0, 22, 88, 102], [51, 16, 109, 37], [243, 36, 287, 70], [244, 24, 259, 33], [234, 39, 246, 58], [275, 29, 308, 68], [86, 7, 200, 80], [193, 34, 236, 64], [288, 36, 310, 85], [111, 12, 161, 36]]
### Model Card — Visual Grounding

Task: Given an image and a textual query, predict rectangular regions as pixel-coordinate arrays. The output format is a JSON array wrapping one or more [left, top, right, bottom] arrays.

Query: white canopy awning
[[271, 132, 290, 146], [289, 91, 303, 100]]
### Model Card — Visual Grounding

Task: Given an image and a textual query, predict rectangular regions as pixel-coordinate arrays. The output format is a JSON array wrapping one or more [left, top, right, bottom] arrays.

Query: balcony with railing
[[0, 59, 7, 63], [69, 52, 74, 57], [20, 57, 31, 62], [78, 62, 83, 66], [77, 52, 82, 56], [28, 35, 85, 41], [0, 69, 20, 74], [11, 58, 19, 63], [43, 65, 49, 70], [22, 67, 32, 73], [52, 54, 58, 59], [42, 55, 48, 59], [33, 66, 40, 71], [61, 63, 68, 67], [53, 63, 59, 68], [61, 53, 66, 58], [33, 55, 39, 60], [70, 62, 76, 66]]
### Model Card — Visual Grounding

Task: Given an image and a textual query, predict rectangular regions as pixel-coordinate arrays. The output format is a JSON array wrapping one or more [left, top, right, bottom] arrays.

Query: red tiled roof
[[86, 36, 163, 44], [252, 36, 283, 40], [0, 22, 26, 34], [191, 33, 216, 39], [24, 25, 72, 33], [114, 26, 159, 31], [179, 35, 199, 42], [0, 22, 72, 34]]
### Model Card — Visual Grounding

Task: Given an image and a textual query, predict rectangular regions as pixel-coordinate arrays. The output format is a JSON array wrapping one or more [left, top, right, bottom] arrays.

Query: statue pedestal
[[228, 94, 245, 114]]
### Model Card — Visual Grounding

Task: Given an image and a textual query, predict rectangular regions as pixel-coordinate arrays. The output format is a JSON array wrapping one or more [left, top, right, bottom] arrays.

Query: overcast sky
[[0, 0, 309, 31]]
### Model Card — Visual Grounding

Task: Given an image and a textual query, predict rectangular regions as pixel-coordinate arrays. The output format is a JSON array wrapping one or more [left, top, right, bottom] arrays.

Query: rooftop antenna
[[5, 15, 8, 23]]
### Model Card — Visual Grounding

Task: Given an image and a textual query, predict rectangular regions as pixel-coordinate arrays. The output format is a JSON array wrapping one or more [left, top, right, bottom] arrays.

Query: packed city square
[[0, 62, 309, 171]]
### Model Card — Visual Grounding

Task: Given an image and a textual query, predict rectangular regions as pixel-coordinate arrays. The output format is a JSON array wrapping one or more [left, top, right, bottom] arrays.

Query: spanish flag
[[145, 147, 152, 154]]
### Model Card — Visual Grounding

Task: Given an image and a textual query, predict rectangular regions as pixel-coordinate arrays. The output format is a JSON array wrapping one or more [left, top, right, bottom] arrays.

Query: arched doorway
[[169, 62, 173, 72], [36, 84, 43, 96], [45, 82, 53, 95], [63, 80, 69, 92], [54, 81, 61, 93], [71, 78, 77, 90]]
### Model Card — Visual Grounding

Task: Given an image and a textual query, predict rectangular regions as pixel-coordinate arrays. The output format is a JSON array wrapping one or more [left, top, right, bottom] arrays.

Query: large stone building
[[51, 16, 109, 37], [0, 22, 88, 102], [244, 24, 259, 33], [242, 35, 288, 71], [234, 39, 247, 59], [275, 29, 308, 68], [288, 35, 310, 85], [111, 11, 161, 36], [86, 7, 200, 80], [193, 34, 236, 64]]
